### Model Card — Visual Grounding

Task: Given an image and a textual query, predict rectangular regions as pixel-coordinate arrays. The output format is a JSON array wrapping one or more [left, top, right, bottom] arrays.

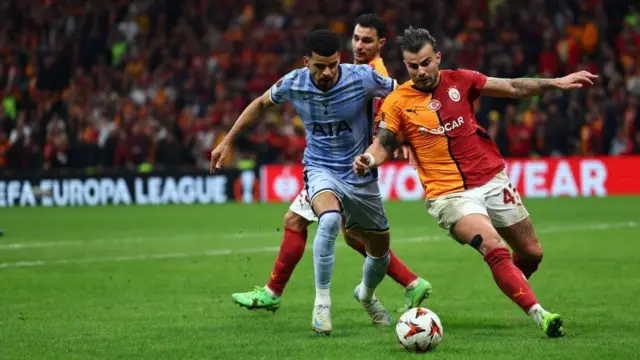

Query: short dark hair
[[305, 29, 340, 57], [354, 13, 386, 39], [396, 26, 438, 53]]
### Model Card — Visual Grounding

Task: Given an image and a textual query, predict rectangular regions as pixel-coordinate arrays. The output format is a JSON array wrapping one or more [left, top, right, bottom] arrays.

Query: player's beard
[[414, 73, 438, 90], [317, 75, 334, 89]]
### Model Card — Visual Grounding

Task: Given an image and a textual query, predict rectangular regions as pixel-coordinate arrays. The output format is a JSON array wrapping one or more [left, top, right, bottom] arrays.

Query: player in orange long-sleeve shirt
[[354, 26, 597, 338]]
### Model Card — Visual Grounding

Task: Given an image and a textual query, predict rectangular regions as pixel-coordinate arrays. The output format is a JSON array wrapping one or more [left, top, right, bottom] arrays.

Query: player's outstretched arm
[[353, 128, 397, 176], [209, 91, 277, 173], [480, 70, 598, 98]]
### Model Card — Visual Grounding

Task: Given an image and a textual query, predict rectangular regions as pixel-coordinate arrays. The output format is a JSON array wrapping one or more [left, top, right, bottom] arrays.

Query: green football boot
[[231, 286, 280, 312], [541, 312, 565, 338], [397, 278, 433, 313]]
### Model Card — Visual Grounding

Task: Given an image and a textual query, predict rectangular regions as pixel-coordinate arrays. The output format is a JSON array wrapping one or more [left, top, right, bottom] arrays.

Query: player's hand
[[555, 71, 598, 90], [401, 144, 417, 169], [353, 154, 372, 176], [209, 142, 230, 174]]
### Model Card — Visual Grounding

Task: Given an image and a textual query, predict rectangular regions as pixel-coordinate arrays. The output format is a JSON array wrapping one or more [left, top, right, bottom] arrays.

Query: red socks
[[266, 228, 420, 295], [347, 240, 418, 288], [266, 228, 308, 296], [387, 251, 419, 287], [512, 252, 541, 279], [484, 247, 538, 313]]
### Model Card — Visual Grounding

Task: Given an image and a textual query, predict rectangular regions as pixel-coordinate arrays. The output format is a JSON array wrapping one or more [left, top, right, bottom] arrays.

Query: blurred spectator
[[580, 109, 605, 155], [0, 0, 639, 174], [507, 112, 533, 158], [610, 127, 634, 155]]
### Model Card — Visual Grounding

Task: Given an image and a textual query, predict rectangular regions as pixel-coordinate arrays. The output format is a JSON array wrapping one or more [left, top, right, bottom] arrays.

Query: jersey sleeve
[[377, 95, 403, 135], [360, 65, 397, 99], [457, 69, 488, 101], [369, 58, 389, 77], [268, 70, 299, 104]]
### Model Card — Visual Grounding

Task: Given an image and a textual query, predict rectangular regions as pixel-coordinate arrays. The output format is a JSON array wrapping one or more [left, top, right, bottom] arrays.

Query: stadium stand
[[0, 0, 638, 173]]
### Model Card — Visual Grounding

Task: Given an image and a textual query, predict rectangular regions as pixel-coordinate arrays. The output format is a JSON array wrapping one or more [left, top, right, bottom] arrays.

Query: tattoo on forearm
[[377, 128, 397, 154], [510, 78, 554, 97]]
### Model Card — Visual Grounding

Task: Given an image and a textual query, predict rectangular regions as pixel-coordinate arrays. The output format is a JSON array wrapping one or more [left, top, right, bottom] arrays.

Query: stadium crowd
[[0, 0, 639, 173]]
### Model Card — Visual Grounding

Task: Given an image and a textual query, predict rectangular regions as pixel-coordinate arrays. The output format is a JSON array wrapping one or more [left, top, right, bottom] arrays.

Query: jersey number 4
[[503, 183, 522, 206]]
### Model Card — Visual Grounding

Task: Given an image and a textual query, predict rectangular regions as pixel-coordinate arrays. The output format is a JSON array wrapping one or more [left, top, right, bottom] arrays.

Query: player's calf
[[262, 210, 311, 297], [352, 229, 390, 302], [497, 217, 544, 279], [344, 227, 430, 312], [311, 206, 342, 335], [313, 210, 342, 301], [349, 228, 393, 326], [452, 214, 536, 311], [512, 248, 543, 280], [452, 214, 563, 337], [343, 229, 368, 256], [233, 211, 311, 309]]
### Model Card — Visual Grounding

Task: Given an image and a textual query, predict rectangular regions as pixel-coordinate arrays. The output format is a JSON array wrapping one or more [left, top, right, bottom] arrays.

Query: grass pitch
[[1, 197, 639, 359]]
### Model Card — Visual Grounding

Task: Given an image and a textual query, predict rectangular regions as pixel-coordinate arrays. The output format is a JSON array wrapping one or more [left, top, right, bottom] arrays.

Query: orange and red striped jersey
[[378, 69, 505, 199]]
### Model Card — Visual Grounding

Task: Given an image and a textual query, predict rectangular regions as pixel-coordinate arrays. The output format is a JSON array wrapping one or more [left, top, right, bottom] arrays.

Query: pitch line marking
[[0, 221, 636, 269], [1, 221, 636, 251]]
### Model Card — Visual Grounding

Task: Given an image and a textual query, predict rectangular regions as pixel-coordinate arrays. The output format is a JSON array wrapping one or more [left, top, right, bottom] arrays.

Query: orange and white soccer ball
[[395, 307, 443, 353]]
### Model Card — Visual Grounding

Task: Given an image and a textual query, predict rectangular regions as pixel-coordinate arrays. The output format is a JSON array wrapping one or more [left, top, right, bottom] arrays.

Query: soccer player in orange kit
[[354, 26, 598, 338]]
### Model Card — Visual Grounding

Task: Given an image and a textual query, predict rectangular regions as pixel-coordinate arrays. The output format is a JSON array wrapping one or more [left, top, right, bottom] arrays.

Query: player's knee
[[521, 241, 544, 263], [317, 211, 342, 238], [284, 210, 311, 233], [353, 230, 389, 258], [469, 231, 507, 255]]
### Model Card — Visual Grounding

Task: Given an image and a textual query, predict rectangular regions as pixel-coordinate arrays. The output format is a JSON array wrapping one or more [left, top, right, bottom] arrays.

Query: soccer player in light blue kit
[[210, 29, 398, 335]]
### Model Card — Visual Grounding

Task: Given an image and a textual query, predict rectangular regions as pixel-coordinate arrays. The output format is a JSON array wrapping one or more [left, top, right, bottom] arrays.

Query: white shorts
[[425, 170, 529, 231], [289, 189, 317, 222]]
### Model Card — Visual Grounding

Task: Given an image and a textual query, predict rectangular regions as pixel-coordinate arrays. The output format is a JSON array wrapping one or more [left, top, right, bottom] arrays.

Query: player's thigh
[[341, 182, 390, 257], [450, 214, 506, 254], [425, 191, 487, 233], [341, 220, 364, 247], [342, 181, 389, 234], [288, 189, 318, 225], [425, 192, 505, 253], [305, 168, 343, 214], [483, 171, 530, 229], [347, 226, 389, 258]]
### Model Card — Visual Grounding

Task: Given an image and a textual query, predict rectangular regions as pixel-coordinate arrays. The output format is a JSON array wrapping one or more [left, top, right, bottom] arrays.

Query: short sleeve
[[456, 69, 488, 100], [359, 65, 397, 99], [268, 70, 299, 104], [377, 95, 402, 135]]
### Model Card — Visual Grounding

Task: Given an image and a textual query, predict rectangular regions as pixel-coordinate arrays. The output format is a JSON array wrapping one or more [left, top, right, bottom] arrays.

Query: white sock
[[405, 279, 419, 290], [527, 303, 548, 326], [315, 287, 331, 305], [264, 286, 278, 298]]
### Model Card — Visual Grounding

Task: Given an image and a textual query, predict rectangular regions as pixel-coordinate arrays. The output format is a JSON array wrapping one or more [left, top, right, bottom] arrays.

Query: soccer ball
[[395, 308, 443, 353]]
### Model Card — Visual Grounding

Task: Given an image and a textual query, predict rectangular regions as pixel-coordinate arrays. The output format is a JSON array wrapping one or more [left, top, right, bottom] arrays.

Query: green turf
[[1, 197, 639, 359]]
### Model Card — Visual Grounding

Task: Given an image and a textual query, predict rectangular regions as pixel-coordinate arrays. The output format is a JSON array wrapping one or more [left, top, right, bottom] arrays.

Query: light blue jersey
[[268, 64, 396, 185]]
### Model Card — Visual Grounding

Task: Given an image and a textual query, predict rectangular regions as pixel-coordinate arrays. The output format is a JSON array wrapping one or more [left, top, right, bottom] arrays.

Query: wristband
[[364, 153, 376, 168]]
